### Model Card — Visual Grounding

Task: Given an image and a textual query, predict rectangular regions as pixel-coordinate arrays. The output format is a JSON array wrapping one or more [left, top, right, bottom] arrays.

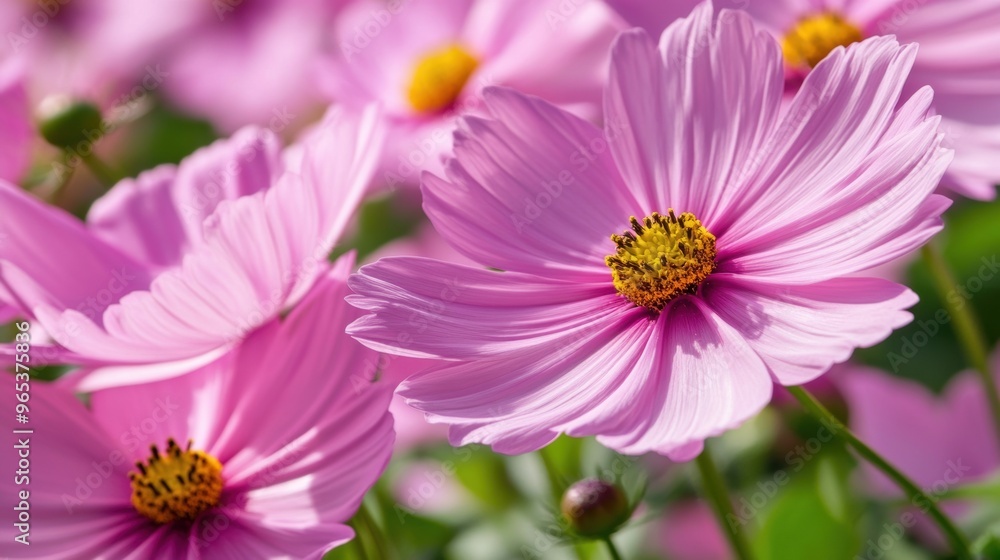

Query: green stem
[[538, 445, 565, 503], [350, 501, 390, 560], [787, 386, 973, 559], [536, 446, 588, 560], [602, 536, 624, 560], [694, 446, 755, 560], [80, 152, 121, 186], [921, 244, 1000, 443]]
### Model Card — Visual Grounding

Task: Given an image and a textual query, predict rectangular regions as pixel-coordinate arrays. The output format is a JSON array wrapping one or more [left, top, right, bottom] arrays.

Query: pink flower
[[0, 263, 393, 559], [318, 0, 625, 186], [838, 362, 1000, 494], [148, 0, 347, 132], [656, 501, 731, 560], [604, 0, 1000, 200], [0, 106, 383, 390], [347, 2, 951, 460], [837, 360, 1000, 548]]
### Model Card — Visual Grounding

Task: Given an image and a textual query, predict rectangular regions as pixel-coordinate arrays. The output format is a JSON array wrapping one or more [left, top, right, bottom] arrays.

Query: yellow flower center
[[782, 13, 864, 68], [129, 438, 223, 524], [605, 211, 717, 311], [407, 44, 478, 113]]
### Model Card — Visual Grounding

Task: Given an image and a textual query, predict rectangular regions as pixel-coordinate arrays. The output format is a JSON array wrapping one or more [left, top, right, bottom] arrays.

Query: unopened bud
[[560, 478, 630, 538]]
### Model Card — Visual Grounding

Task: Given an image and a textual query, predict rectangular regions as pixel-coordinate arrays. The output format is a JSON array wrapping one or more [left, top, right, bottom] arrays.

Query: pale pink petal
[[703, 275, 917, 385], [604, 5, 783, 226], [423, 87, 641, 281], [199, 515, 353, 560], [348, 257, 624, 360], [592, 298, 772, 460], [398, 310, 655, 455], [87, 126, 284, 269], [719, 38, 951, 281], [477, 0, 622, 110], [40, 106, 382, 373]]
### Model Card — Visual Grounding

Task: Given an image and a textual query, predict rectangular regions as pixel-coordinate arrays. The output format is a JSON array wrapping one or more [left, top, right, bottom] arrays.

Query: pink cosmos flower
[[318, 0, 625, 186], [839, 361, 1000, 494], [604, 0, 1000, 200], [0, 105, 383, 391], [346, 2, 952, 460], [0, 263, 394, 559]]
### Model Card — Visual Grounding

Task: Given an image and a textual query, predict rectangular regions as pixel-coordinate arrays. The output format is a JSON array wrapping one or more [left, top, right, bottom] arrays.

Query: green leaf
[[753, 452, 861, 560]]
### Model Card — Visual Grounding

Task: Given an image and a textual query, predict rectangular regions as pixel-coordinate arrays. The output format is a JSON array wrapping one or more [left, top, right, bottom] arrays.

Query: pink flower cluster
[[0, 0, 997, 557]]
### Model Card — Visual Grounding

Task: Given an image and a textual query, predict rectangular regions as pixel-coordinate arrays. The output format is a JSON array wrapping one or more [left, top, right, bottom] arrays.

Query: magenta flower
[[605, 0, 1000, 200], [347, 3, 951, 459], [0, 106, 382, 390], [1, 264, 393, 559], [318, 0, 624, 185]]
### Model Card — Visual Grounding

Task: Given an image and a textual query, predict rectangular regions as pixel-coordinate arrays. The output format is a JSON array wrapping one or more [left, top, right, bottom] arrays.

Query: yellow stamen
[[129, 438, 223, 524], [605, 211, 716, 311], [407, 44, 478, 113], [782, 13, 864, 69]]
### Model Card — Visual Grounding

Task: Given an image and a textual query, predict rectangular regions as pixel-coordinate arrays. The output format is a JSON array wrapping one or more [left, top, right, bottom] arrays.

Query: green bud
[[37, 96, 104, 150], [560, 478, 630, 538]]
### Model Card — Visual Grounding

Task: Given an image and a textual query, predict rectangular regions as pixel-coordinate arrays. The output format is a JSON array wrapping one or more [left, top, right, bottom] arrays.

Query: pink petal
[[347, 257, 624, 360], [87, 126, 284, 270], [839, 363, 1000, 495], [0, 181, 153, 319], [703, 275, 917, 385], [592, 297, 772, 460], [39, 106, 383, 374], [398, 310, 655, 455], [718, 38, 951, 281], [603, 4, 783, 224], [423, 87, 641, 282], [0, 379, 154, 558]]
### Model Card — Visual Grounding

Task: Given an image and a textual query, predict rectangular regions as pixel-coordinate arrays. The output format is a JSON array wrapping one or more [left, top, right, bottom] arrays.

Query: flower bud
[[560, 478, 630, 538], [38, 96, 104, 150]]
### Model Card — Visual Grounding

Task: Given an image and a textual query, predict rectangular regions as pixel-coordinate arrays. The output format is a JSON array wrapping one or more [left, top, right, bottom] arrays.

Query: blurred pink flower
[[144, 0, 347, 132], [838, 359, 1000, 548], [839, 361, 1000, 494], [604, 0, 1000, 200], [347, 3, 951, 459], [657, 501, 731, 560], [0, 264, 394, 559], [0, 106, 383, 390], [318, 0, 625, 187]]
